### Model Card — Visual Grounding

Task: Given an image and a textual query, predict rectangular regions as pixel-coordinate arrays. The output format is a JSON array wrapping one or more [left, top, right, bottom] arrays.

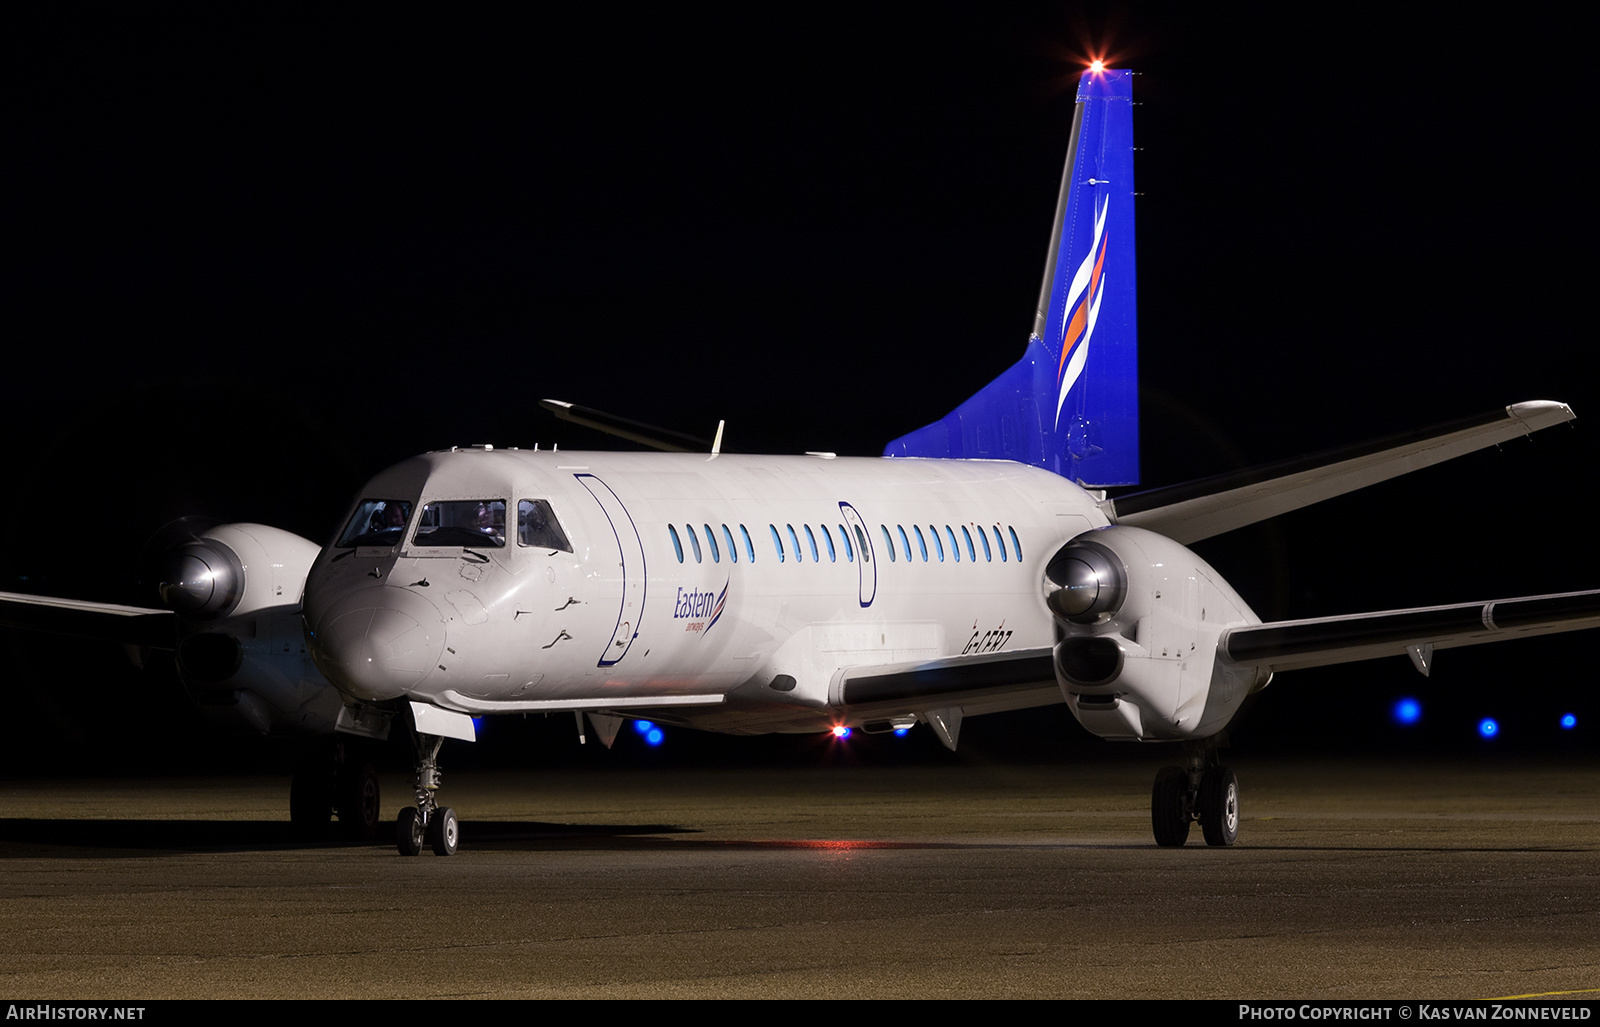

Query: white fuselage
[[302, 448, 1109, 734]]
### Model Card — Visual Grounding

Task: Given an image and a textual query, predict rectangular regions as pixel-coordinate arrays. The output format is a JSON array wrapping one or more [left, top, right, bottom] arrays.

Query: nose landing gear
[[396, 731, 459, 856]]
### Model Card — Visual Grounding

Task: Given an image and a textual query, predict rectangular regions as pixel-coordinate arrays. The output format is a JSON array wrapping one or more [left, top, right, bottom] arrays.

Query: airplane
[[3, 65, 1597, 856]]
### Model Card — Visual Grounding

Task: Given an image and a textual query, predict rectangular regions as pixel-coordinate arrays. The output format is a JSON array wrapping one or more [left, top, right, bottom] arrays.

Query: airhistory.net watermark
[[5, 1008, 145, 1020]]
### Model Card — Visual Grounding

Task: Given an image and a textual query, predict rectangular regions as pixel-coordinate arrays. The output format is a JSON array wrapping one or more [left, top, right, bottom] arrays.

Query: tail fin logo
[[1053, 195, 1109, 429], [882, 66, 1137, 487]]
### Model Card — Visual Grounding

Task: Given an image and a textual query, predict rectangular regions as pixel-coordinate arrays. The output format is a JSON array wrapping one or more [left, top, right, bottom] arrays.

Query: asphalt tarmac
[[2, 760, 1597, 1000]]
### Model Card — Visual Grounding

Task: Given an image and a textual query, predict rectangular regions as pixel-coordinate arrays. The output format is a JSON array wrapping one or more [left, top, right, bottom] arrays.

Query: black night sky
[[4, 6, 1595, 773]]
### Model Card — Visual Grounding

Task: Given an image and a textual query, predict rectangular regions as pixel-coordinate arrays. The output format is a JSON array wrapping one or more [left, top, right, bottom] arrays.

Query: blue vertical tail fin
[[884, 67, 1138, 486]]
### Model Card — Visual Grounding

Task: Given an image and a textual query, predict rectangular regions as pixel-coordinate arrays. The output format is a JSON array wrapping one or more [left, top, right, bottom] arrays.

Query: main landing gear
[[290, 741, 382, 840], [1151, 747, 1239, 847], [395, 730, 459, 856]]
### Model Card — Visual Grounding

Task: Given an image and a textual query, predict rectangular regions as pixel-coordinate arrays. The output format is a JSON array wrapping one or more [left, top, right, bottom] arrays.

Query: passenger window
[[820, 524, 837, 562], [722, 524, 737, 563], [769, 524, 785, 563], [741, 524, 756, 563], [854, 525, 870, 562], [686, 524, 702, 563], [704, 524, 720, 563], [975, 525, 990, 562], [880, 526, 895, 562], [838, 524, 854, 562], [897, 525, 911, 562], [517, 500, 573, 552], [786, 524, 803, 563], [929, 525, 944, 562], [412, 500, 506, 548], [668, 525, 683, 563], [804, 524, 819, 563], [991, 526, 1006, 562], [961, 526, 976, 562], [1009, 526, 1023, 562], [945, 526, 960, 562], [913, 525, 928, 562]]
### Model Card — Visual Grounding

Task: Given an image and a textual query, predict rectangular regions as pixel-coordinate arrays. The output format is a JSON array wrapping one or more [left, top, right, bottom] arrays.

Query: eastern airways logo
[[1053, 194, 1110, 429], [674, 580, 728, 635]]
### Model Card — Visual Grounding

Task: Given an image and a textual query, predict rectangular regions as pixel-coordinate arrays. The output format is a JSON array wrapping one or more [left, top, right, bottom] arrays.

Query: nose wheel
[[1151, 749, 1239, 847], [395, 732, 460, 856], [429, 807, 459, 856], [396, 806, 425, 856]]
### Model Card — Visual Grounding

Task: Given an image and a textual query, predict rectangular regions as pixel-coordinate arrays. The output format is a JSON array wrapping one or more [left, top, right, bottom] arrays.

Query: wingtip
[[1506, 400, 1576, 427]]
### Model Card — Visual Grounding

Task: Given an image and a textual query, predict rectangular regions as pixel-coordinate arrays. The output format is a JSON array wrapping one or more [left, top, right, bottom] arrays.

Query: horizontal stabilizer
[[0, 591, 175, 649], [1109, 401, 1574, 543], [540, 398, 716, 453], [1222, 588, 1600, 673]]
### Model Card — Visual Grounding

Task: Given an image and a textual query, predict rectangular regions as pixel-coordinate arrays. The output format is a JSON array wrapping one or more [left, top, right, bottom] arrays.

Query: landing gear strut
[[1151, 747, 1238, 847], [396, 731, 458, 856]]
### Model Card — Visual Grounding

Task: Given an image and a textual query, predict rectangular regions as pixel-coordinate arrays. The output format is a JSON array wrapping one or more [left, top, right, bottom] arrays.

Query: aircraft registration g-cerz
[[4, 66, 1597, 855]]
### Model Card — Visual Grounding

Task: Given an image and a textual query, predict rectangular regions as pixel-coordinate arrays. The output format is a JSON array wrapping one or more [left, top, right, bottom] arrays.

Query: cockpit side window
[[517, 499, 573, 552], [336, 499, 414, 548], [412, 499, 506, 548]]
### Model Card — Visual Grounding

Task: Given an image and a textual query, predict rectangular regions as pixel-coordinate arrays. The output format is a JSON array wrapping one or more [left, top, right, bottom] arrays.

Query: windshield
[[518, 499, 572, 552], [411, 499, 506, 548], [336, 499, 414, 548]]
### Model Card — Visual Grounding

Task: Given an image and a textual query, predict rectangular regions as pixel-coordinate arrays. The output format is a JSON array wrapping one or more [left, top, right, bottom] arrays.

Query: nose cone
[[307, 586, 445, 701]]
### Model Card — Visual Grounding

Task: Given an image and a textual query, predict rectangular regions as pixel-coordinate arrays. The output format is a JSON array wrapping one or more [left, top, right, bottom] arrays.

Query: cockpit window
[[411, 499, 506, 548], [518, 499, 572, 552], [336, 499, 414, 548]]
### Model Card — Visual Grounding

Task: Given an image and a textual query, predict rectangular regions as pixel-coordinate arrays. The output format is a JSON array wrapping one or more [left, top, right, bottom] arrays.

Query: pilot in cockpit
[[518, 499, 572, 551], [475, 501, 506, 544], [368, 501, 407, 534]]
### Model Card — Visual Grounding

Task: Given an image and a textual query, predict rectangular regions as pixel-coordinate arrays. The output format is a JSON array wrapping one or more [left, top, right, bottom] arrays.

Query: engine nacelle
[[1043, 526, 1272, 742], [156, 523, 318, 622], [159, 524, 342, 736]]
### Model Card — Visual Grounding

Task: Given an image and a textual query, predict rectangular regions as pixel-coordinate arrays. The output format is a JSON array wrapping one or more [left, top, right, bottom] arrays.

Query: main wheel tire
[[429, 806, 459, 856], [336, 762, 382, 840], [1199, 766, 1240, 846], [1151, 765, 1190, 847], [396, 807, 425, 857], [289, 770, 332, 840]]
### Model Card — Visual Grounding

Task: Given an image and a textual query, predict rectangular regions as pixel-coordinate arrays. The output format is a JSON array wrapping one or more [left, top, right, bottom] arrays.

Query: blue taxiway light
[[1478, 718, 1499, 739], [1393, 698, 1421, 725], [645, 728, 664, 746], [1561, 713, 1577, 729], [633, 720, 654, 734]]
